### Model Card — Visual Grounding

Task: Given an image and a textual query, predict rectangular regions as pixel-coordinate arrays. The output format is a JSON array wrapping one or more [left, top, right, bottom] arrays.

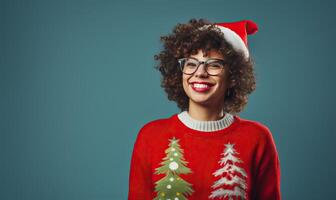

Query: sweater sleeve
[[128, 125, 153, 200], [254, 127, 281, 200]]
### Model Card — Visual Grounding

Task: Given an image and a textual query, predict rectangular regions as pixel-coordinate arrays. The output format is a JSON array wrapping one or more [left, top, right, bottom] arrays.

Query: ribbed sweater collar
[[177, 111, 235, 132]]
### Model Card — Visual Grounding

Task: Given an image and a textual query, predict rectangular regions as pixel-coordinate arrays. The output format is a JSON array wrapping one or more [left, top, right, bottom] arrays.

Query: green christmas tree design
[[154, 137, 194, 200]]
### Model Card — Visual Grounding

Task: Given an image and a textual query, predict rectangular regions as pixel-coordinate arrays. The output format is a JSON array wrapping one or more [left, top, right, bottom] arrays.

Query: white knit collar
[[177, 111, 235, 132]]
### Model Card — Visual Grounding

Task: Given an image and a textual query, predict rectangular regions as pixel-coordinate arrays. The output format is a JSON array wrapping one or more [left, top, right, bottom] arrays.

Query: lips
[[189, 81, 214, 92]]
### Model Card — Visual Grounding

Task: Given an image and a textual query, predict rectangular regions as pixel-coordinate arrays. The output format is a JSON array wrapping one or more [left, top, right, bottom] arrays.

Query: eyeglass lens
[[180, 58, 225, 75]]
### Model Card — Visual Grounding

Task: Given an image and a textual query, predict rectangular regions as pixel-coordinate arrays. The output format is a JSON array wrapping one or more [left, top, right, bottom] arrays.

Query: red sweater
[[128, 112, 281, 200]]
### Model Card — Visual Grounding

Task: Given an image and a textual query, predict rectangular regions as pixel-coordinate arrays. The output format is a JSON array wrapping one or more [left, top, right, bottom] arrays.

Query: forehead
[[190, 49, 224, 60]]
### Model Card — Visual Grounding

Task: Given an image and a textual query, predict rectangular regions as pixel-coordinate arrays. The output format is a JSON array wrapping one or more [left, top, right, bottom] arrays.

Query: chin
[[189, 95, 213, 104]]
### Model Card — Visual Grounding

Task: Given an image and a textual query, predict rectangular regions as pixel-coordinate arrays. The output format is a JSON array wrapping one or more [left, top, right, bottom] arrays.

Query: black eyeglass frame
[[177, 57, 228, 76]]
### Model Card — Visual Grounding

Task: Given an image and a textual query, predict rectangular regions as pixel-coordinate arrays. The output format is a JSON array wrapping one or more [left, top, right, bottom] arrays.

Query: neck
[[188, 100, 224, 121]]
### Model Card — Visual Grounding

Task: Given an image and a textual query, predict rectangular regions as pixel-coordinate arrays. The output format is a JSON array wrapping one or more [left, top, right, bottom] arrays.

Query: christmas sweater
[[128, 111, 281, 200]]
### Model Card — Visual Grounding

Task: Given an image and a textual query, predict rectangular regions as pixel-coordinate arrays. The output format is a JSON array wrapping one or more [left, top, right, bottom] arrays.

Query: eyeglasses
[[177, 57, 228, 76]]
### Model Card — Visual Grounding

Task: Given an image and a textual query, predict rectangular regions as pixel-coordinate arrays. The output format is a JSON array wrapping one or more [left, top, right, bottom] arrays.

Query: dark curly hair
[[153, 18, 257, 115]]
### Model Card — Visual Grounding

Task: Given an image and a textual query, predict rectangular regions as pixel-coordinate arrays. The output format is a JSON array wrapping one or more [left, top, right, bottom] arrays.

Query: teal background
[[1, 0, 335, 199]]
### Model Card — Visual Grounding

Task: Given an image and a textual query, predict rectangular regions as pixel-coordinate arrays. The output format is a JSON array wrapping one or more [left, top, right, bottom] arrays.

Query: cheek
[[215, 76, 229, 92], [182, 75, 189, 89]]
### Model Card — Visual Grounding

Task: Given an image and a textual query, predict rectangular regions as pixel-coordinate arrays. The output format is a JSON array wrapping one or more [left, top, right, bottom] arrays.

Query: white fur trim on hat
[[199, 24, 249, 60]]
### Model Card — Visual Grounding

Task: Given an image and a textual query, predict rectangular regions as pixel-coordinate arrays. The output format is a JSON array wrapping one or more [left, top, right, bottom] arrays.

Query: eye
[[185, 61, 197, 67], [208, 62, 223, 68], [186, 62, 196, 66]]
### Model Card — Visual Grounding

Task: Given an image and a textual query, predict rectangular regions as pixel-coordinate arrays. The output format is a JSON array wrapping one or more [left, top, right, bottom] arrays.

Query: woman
[[128, 18, 281, 200]]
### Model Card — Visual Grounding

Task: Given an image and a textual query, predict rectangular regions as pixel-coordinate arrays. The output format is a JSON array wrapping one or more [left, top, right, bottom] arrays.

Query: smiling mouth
[[190, 83, 214, 92]]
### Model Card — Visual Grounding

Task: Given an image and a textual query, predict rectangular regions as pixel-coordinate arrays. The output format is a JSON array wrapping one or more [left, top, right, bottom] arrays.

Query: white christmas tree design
[[209, 142, 247, 200], [153, 137, 194, 200]]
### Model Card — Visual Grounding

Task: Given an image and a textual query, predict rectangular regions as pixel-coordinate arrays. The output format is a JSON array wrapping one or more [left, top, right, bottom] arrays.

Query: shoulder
[[137, 114, 175, 139], [236, 115, 275, 144], [237, 116, 279, 157], [140, 115, 173, 132]]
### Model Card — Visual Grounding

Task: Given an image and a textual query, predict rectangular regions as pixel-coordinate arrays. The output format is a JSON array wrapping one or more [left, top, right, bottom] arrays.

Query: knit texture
[[128, 112, 281, 200], [177, 111, 234, 132]]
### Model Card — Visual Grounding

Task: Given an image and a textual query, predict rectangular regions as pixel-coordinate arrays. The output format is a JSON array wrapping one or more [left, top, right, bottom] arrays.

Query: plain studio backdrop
[[1, 0, 335, 199]]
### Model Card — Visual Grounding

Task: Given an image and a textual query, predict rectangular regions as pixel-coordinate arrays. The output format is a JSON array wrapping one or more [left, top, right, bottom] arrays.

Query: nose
[[194, 63, 208, 77]]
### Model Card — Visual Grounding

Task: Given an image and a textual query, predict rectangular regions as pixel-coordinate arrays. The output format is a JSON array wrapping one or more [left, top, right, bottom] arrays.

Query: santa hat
[[199, 20, 258, 60]]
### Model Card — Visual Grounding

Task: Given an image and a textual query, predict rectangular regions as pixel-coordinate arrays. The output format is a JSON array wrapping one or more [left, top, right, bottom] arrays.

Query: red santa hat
[[199, 20, 258, 60]]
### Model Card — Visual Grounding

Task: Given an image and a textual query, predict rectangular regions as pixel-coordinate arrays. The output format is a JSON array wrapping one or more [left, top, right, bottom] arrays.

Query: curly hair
[[153, 18, 257, 115]]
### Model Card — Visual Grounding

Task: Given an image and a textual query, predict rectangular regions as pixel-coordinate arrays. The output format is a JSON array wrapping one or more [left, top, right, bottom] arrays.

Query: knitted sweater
[[128, 111, 281, 200]]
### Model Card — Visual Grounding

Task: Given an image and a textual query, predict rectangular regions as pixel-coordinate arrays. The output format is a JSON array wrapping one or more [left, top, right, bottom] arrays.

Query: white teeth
[[193, 83, 210, 88]]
